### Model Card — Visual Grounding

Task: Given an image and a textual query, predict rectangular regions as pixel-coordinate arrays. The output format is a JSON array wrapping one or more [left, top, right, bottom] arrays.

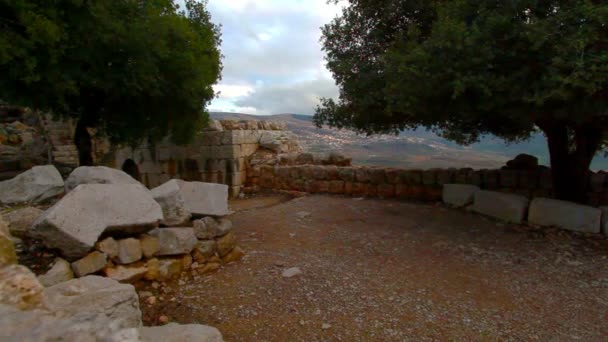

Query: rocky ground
[[137, 194, 608, 341]]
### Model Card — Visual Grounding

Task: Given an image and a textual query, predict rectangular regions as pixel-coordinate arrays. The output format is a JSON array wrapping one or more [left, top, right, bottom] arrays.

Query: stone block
[[3, 206, 43, 239], [216, 231, 236, 257], [326, 166, 339, 180], [192, 240, 217, 263], [71, 252, 108, 277], [364, 184, 378, 197], [0, 264, 45, 310], [312, 166, 328, 180], [38, 258, 74, 287], [443, 184, 480, 207], [328, 180, 345, 194], [222, 246, 245, 264], [151, 179, 192, 226], [529, 198, 601, 233], [139, 234, 160, 258], [104, 264, 148, 283], [65, 166, 144, 192], [369, 168, 386, 185], [355, 167, 370, 183], [472, 190, 529, 224], [116, 238, 142, 265], [295, 153, 314, 165], [338, 167, 356, 182], [241, 143, 259, 156], [0, 165, 64, 205], [175, 180, 229, 217], [149, 228, 197, 256]]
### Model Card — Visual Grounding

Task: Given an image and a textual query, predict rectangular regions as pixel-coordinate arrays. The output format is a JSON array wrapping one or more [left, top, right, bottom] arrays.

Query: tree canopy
[[316, 0, 608, 203], [0, 0, 222, 151]]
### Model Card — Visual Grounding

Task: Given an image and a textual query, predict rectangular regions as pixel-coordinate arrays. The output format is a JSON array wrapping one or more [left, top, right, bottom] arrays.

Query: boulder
[[38, 258, 74, 287], [193, 217, 217, 239], [442, 184, 480, 207], [71, 251, 108, 277], [3, 206, 43, 238], [97, 237, 119, 260], [140, 234, 161, 258], [216, 231, 237, 257], [140, 323, 223, 342], [0, 264, 45, 310], [222, 246, 245, 264], [472, 190, 529, 224], [0, 165, 64, 205], [149, 228, 197, 256], [44, 275, 142, 328], [117, 238, 142, 264], [64, 166, 143, 192], [0, 304, 140, 342], [192, 240, 217, 263], [151, 179, 192, 226], [176, 180, 230, 217], [32, 184, 163, 259], [529, 198, 601, 233]]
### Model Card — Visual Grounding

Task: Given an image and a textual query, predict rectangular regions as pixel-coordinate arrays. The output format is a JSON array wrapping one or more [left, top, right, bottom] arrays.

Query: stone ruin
[[0, 164, 244, 340]]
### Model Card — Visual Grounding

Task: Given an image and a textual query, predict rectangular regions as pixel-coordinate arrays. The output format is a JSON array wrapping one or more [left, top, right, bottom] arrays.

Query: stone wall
[[246, 156, 608, 207], [107, 119, 300, 197]]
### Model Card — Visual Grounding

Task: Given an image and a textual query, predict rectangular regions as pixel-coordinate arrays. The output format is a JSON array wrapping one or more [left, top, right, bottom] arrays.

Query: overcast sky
[[202, 0, 343, 115]]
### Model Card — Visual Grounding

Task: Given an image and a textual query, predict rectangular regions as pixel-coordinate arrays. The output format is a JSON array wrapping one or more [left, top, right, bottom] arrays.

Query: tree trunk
[[541, 121, 602, 204], [74, 119, 93, 166]]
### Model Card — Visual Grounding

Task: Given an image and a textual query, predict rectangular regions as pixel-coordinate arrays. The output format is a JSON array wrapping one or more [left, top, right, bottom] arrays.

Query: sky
[[202, 0, 343, 115]]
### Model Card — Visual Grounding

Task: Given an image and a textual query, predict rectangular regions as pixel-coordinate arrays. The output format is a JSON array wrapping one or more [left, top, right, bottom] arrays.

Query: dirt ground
[[138, 194, 608, 341]]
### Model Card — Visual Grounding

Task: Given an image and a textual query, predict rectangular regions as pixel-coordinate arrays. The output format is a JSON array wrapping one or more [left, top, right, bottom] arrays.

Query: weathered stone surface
[[282, 267, 302, 278], [529, 198, 601, 233], [222, 246, 245, 264], [44, 275, 142, 328], [472, 190, 529, 224], [140, 234, 160, 258], [149, 228, 197, 256], [0, 165, 64, 204], [192, 240, 217, 263], [0, 228, 17, 267], [117, 238, 142, 264], [140, 322, 223, 342], [104, 264, 148, 283], [157, 258, 183, 280], [176, 180, 230, 217], [65, 166, 143, 192], [96, 237, 119, 259], [443, 184, 480, 207], [38, 258, 74, 287], [193, 217, 219, 239], [144, 258, 160, 281], [0, 215, 9, 236], [216, 231, 237, 257], [71, 251, 108, 277], [0, 264, 45, 310], [199, 262, 221, 274], [151, 179, 192, 226], [32, 184, 163, 259], [3, 206, 43, 238], [0, 304, 140, 342]]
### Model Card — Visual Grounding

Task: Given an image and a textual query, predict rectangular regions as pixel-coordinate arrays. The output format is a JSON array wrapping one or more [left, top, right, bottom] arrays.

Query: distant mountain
[[210, 112, 608, 170]]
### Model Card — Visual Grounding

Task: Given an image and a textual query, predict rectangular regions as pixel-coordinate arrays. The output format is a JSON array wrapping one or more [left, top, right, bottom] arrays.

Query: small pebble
[[159, 315, 169, 324], [322, 323, 332, 330]]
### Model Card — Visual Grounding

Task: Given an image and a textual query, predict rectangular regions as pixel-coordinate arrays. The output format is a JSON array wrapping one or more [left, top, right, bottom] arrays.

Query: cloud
[[205, 0, 342, 115]]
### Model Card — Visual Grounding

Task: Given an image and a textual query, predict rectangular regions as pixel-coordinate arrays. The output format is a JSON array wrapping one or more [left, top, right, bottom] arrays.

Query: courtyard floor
[[138, 194, 608, 341]]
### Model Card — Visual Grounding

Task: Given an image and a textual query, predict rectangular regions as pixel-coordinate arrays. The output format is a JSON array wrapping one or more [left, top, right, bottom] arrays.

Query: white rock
[[472, 190, 529, 224], [71, 251, 108, 277], [140, 322, 223, 342], [149, 228, 197, 256], [117, 238, 143, 264], [529, 198, 601, 233], [44, 275, 142, 328], [174, 180, 230, 217], [442, 184, 480, 207], [65, 166, 144, 192], [39, 258, 74, 287], [2, 206, 44, 239], [0, 165, 64, 205], [282, 267, 302, 278], [193, 217, 219, 239], [32, 184, 163, 259], [151, 179, 192, 226]]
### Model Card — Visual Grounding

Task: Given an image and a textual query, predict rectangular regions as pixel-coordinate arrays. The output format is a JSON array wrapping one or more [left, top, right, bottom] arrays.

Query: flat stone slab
[[149, 228, 197, 256], [175, 180, 229, 217], [32, 184, 163, 259], [140, 323, 223, 342], [0, 165, 64, 205], [443, 184, 480, 207], [529, 198, 601, 233], [472, 190, 529, 224], [65, 166, 144, 192]]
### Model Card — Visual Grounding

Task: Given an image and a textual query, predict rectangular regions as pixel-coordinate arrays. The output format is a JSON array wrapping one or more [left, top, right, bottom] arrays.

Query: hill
[[210, 112, 608, 170]]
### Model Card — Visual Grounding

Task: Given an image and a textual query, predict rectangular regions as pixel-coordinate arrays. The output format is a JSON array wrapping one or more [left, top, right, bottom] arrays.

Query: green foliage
[[0, 0, 222, 146], [316, 0, 608, 145]]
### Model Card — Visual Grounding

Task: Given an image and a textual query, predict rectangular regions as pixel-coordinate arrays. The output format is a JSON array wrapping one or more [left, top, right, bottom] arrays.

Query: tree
[[315, 0, 608, 203], [0, 0, 222, 165]]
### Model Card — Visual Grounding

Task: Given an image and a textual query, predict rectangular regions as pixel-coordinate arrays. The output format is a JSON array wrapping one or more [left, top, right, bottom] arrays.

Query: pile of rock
[[0, 165, 244, 286], [204, 119, 287, 132]]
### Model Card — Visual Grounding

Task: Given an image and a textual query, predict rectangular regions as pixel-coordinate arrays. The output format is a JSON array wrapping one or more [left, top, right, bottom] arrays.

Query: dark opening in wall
[[122, 159, 141, 181]]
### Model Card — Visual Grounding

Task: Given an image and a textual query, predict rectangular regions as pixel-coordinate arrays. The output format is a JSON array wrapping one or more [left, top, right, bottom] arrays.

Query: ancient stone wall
[[246, 156, 608, 207]]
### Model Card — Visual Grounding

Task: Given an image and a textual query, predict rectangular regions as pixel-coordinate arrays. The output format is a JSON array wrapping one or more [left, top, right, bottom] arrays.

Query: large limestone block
[[32, 184, 163, 259], [3, 206, 43, 238], [0, 304, 140, 342], [71, 251, 108, 277], [117, 238, 143, 264], [151, 179, 192, 226], [529, 198, 601, 233], [141, 323, 223, 342], [0, 165, 64, 205], [443, 184, 480, 207], [472, 190, 529, 224], [44, 275, 142, 328], [65, 165, 144, 192], [175, 180, 229, 217], [149, 228, 197, 256]]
